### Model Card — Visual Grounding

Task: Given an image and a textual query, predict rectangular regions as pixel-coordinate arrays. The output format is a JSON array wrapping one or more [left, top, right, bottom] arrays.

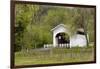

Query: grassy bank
[[15, 46, 94, 66]]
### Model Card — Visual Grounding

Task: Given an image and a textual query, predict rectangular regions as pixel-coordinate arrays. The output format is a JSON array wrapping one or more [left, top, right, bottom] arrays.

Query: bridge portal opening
[[56, 32, 70, 48]]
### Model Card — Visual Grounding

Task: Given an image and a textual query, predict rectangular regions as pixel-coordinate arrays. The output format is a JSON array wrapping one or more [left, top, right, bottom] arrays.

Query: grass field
[[15, 46, 94, 66]]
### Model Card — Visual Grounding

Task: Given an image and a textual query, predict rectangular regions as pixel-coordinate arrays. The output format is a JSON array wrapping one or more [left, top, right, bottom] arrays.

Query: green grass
[[15, 46, 94, 66]]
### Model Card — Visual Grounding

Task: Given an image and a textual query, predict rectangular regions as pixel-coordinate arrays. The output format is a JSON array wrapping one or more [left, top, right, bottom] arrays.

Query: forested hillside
[[15, 4, 95, 51]]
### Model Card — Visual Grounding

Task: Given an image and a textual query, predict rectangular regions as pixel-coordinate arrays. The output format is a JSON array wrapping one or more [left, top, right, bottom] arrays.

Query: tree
[[15, 4, 40, 51], [72, 8, 95, 46]]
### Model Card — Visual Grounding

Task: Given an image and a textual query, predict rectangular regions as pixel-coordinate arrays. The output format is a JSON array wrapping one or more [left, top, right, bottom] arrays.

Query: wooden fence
[[44, 44, 70, 48]]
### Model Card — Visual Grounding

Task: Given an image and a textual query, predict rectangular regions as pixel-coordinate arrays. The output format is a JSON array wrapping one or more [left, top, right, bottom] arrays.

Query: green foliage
[[15, 4, 95, 51]]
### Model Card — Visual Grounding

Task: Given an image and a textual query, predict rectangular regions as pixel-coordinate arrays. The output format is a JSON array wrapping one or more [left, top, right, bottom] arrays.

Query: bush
[[14, 44, 22, 52]]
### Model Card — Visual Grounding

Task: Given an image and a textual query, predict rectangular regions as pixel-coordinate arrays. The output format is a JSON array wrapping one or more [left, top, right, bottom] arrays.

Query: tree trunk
[[82, 10, 89, 47], [84, 30, 89, 47]]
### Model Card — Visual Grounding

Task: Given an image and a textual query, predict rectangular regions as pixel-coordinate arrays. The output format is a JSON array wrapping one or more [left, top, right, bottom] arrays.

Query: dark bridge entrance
[[56, 32, 70, 48]]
